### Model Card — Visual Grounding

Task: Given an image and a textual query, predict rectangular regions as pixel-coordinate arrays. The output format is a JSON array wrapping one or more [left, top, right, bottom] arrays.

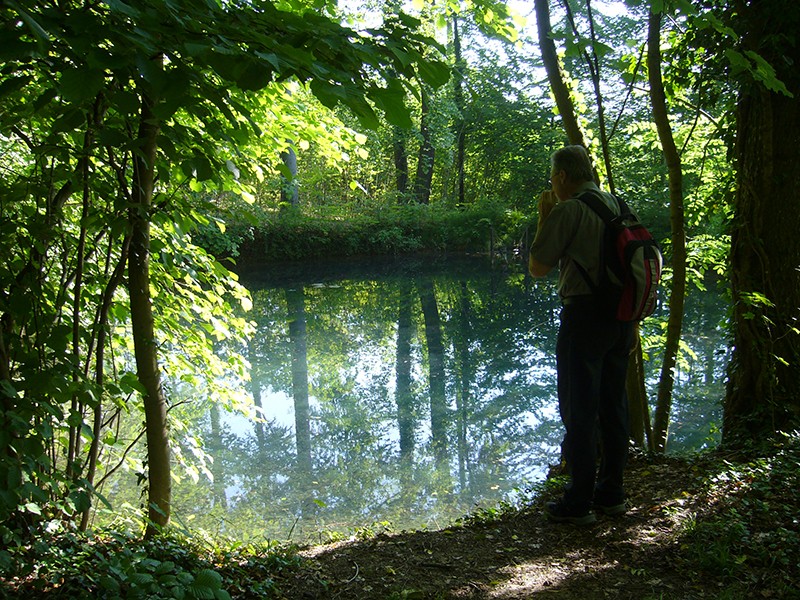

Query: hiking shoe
[[593, 501, 627, 516], [545, 501, 597, 525]]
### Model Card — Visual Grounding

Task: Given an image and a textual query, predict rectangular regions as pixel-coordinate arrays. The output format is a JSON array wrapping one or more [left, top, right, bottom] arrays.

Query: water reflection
[[162, 257, 729, 542]]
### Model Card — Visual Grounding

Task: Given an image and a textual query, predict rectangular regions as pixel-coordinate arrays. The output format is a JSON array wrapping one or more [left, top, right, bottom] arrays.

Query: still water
[[167, 255, 728, 543]]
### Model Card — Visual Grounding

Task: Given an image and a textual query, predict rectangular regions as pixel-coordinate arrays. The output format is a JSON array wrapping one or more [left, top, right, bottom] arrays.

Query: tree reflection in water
[[124, 257, 729, 542]]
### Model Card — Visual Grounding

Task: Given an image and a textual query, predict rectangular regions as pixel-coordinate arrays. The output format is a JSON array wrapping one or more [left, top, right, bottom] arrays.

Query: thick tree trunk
[[725, 0, 800, 443], [648, 10, 687, 453], [129, 89, 171, 536]]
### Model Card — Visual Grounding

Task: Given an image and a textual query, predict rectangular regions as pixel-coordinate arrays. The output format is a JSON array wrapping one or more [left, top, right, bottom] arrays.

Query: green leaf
[[24, 502, 42, 515], [60, 68, 105, 103], [416, 59, 450, 87], [194, 569, 223, 589], [0, 75, 32, 99]]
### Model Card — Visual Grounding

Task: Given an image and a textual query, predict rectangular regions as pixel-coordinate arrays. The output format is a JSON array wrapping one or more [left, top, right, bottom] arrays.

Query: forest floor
[[271, 447, 800, 600]]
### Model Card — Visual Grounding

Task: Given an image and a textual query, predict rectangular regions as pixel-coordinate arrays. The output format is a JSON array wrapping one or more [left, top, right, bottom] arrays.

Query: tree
[[0, 0, 448, 535], [723, 0, 800, 443], [534, 0, 591, 148], [647, 6, 687, 453]]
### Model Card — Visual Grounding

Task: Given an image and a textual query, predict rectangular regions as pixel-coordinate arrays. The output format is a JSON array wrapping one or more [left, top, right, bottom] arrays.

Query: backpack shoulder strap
[[577, 190, 625, 224]]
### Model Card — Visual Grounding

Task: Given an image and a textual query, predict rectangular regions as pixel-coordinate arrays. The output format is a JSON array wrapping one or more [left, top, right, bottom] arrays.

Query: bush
[[233, 200, 527, 263]]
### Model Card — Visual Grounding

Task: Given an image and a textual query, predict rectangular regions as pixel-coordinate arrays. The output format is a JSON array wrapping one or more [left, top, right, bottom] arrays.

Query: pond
[[106, 255, 730, 543]]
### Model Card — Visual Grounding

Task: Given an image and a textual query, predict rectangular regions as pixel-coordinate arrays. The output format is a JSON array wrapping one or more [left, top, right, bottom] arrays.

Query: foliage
[[236, 200, 520, 262], [0, 524, 301, 599], [678, 433, 800, 597], [0, 0, 451, 537]]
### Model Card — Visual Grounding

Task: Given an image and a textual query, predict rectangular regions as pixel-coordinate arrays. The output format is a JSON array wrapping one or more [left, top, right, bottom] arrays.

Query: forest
[[0, 0, 799, 598]]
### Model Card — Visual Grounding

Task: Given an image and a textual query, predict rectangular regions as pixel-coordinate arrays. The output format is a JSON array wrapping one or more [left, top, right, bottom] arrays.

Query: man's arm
[[529, 189, 558, 278], [528, 255, 553, 278]]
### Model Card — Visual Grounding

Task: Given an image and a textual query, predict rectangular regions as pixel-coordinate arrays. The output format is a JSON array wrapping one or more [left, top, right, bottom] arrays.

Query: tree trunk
[[534, 0, 588, 148], [129, 88, 171, 536], [626, 337, 653, 450], [81, 236, 130, 531], [413, 86, 435, 204], [647, 9, 687, 453], [452, 14, 466, 205], [280, 146, 299, 207], [724, 0, 800, 443], [393, 126, 409, 196]]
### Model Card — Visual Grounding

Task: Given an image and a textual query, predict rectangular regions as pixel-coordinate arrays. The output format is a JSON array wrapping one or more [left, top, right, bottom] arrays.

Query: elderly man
[[529, 145, 636, 525]]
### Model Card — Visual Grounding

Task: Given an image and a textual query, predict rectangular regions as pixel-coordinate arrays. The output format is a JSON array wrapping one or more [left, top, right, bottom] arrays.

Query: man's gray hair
[[551, 145, 594, 183]]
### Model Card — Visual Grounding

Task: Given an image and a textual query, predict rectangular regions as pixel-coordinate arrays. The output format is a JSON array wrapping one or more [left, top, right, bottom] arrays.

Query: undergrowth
[[677, 432, 800, 597]]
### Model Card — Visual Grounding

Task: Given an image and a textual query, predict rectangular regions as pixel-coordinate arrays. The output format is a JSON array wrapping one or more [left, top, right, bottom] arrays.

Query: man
[[529, 145, 635, 525]]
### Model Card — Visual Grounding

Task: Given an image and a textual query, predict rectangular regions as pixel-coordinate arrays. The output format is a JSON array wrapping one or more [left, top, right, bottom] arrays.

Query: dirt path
[[274, 456, 723, 599]]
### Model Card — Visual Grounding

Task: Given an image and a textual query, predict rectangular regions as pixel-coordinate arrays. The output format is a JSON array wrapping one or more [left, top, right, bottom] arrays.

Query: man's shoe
[[545, 501, 597, 525], [593, 501, 627, 516]]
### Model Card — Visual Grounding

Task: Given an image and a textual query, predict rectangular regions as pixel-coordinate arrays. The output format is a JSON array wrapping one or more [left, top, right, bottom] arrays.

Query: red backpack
[[576, 191, 663, 322]]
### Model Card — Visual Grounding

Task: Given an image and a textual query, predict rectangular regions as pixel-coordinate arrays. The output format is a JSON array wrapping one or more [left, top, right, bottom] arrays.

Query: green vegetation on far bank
[[3, 434, 798, 599], [194, 200, 535, 265]]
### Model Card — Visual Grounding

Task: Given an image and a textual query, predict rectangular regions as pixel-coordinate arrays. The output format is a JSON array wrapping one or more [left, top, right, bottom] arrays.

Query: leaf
[[24, 502, 42, 515], [0, 75, 32, 99], [60, 68, 105, 102], [416, 59, 451, 88]]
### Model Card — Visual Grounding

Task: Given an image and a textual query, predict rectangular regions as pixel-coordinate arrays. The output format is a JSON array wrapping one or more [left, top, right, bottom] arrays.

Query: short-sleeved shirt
[[529, 182, 620, 299]]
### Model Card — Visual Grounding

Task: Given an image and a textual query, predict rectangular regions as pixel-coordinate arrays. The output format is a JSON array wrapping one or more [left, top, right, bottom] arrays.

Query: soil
[[273, 453, 730, 600]]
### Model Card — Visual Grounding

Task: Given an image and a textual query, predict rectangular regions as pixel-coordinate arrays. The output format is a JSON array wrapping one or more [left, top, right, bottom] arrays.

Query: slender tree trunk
[[280, 146, 299, 207], [80, 236, 130, 531], [563, 0, 615, 191], [724, 0, 800, 443], [393, 126, 409, 196], [534, 0, 588, 148], [627, 337, 654, 450], [414, 86, 435, 204], [452, 14, 466, 205], [129, 87, 171, 536], [648, 9, 687, 453]]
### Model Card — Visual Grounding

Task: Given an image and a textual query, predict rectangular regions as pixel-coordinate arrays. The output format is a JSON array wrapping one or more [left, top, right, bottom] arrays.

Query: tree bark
[[280, 146, 299, 207], [648, 9, 687, 453], [413, 86, 435, 204], [452, 14, 466, 205], [724, 0, 800, 443], [128, 87, 171, 536], [534, 0, 588, 148]]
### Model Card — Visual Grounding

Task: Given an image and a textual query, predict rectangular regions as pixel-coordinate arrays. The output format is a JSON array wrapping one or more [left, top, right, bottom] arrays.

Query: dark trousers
[[556, 302, 635, 510]]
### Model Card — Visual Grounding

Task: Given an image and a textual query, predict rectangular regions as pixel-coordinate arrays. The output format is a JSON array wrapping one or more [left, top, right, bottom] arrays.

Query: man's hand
[[536, 190, 557, 232]]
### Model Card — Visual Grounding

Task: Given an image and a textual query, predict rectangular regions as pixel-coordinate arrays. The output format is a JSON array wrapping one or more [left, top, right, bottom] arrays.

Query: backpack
[[575, 191, 663, 322]]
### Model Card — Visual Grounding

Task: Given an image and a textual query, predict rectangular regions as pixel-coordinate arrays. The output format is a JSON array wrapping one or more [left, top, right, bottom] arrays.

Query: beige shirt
[[529, 182, 620, 299]]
